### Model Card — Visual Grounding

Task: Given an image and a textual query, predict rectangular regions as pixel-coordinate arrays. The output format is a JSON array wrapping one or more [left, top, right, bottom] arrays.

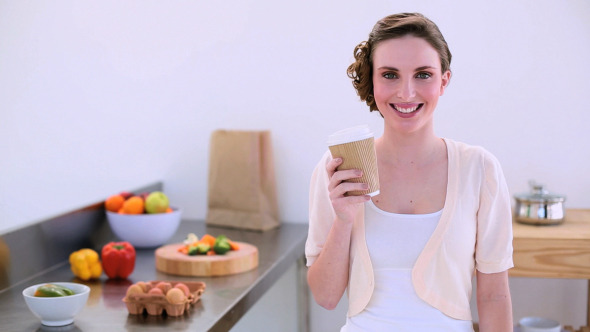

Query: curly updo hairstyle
[[347, 13, 452, 113]]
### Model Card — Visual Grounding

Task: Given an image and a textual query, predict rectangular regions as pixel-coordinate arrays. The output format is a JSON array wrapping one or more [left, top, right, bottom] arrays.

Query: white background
[[1, 0, 589, 330]]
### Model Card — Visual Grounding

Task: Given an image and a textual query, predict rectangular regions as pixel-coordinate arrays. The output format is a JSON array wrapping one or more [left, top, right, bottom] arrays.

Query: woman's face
[[372, 35, 450, 135]]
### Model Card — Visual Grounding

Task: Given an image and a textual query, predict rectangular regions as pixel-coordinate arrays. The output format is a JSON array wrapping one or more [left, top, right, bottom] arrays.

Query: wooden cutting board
[[154, 242, 258, 277]]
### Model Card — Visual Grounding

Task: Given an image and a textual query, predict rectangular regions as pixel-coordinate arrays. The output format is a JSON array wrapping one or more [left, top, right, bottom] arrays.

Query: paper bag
[[206, 130, 280, 231]]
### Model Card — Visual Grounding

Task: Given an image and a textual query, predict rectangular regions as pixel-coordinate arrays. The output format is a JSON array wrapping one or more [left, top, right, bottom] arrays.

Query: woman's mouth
[[391, 103, 423, 114]]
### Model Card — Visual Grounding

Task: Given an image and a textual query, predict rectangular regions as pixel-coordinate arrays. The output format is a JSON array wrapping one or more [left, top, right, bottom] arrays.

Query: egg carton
[[123, 280, 205, 316]]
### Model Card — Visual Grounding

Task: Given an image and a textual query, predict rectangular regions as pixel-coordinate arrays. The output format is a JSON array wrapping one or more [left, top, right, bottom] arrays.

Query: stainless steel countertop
[[0, 220, 308, 332]]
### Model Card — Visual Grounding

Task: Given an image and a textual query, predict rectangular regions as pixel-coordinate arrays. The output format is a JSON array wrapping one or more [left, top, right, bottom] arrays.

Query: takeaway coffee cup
[[327, 125, 380, 197]]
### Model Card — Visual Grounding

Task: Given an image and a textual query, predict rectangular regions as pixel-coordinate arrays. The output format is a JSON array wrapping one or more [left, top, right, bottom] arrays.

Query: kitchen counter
[[0, 220, 309, 332]]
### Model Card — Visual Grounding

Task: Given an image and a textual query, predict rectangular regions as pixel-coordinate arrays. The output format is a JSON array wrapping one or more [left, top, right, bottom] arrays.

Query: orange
[[105, 195, 125, 213], [200, 234, 216, 247], [122, 196, 145, 214]]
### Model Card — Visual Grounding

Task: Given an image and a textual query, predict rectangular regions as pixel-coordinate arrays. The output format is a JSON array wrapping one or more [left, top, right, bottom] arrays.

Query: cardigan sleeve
[[305, 151, 335, 267], [475, 150, 514, 273]]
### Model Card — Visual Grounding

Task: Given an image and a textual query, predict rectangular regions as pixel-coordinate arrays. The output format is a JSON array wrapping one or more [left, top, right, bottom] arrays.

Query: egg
[[173, 283, 190, 297], [126, 284, 144, 297], [155, 281, 172, 294], [148, 287, 164, 295], [166, 288, 186, 304], [135, 281, 149, 293]]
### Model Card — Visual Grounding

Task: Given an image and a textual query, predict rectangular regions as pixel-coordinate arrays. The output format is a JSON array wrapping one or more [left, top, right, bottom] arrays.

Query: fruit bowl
[[22, 282, 90, 326], [106, 209, 182, 248]]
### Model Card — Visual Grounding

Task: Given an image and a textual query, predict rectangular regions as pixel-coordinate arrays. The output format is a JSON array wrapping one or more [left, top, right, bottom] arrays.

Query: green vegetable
[[53, 284, 75, 296], [188, 245, 199, 256], [213, 240, 231, 255], [188, 243, 211, 255], [34, 284, 75, 297]]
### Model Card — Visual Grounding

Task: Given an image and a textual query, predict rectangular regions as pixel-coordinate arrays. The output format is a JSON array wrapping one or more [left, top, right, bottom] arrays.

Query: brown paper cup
[[328, 125, 379, 196]]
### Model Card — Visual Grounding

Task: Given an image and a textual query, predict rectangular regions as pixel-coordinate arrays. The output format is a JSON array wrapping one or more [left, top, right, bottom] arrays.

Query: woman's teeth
[[394, 105, 419, 113]]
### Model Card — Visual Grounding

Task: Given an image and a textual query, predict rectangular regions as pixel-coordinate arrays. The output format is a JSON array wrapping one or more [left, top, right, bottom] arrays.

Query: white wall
[[1, 0, 589, 329]]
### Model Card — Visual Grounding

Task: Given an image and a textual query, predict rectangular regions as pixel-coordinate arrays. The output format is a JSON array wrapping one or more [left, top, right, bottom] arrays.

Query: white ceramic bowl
[[106, 208, 182, 248], [519, 316, 561, 332], [22, 282, 90, 326]]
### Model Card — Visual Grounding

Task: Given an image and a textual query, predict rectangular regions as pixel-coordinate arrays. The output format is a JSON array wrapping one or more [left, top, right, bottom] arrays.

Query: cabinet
[[510, 209, 590, 325]]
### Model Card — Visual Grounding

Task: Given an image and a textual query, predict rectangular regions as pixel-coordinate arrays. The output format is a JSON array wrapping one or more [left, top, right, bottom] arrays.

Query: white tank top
[[341, 200, 474, 332]]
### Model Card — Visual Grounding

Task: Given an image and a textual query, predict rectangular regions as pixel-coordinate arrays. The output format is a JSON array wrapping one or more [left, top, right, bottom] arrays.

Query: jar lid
[[514, 182, 566, 204]]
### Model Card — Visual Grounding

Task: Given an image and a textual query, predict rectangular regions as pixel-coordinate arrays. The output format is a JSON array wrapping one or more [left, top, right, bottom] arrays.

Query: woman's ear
[[440, 70, 451, 96]]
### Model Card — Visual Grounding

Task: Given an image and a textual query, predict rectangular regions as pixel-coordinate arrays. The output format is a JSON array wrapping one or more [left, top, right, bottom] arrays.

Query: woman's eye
[[416, 72, 431, 79], [383, 72, 397, 79]]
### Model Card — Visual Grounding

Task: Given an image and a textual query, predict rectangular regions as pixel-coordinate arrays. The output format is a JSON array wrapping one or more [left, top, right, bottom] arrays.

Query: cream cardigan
[[305, 138, 514, 320]]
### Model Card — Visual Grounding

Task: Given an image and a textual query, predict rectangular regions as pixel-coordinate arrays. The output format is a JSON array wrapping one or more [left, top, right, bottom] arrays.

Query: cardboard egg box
[[123, 280, 206, 316]]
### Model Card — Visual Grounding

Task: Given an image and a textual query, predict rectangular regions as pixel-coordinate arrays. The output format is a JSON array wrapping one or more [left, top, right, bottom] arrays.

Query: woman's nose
[[396, 78, 416, 100]]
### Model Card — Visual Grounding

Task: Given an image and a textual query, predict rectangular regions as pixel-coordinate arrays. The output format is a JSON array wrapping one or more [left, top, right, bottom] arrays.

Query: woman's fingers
[[329, 181, 368, 199], [326, 157, 370, 204], [326, 157, 342, 178], [329, 168, 361, 191], [325, 157, 370, 223]]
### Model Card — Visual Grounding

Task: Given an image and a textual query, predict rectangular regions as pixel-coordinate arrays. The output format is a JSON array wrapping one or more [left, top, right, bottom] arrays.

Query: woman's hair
[[347, 13, 452, 112]]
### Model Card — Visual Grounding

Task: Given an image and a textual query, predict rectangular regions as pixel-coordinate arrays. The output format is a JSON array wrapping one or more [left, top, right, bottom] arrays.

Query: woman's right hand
[[327, 157, 371, 224]]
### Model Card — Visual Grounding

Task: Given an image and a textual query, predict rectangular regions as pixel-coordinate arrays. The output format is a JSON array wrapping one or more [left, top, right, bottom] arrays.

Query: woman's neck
[[375, 127, 444, 168]]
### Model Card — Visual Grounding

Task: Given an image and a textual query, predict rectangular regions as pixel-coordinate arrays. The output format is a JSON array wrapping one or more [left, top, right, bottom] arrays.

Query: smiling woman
[[371, 36, 451, 133], [306, 12, 514, 332], [347, 12, 452, 115]]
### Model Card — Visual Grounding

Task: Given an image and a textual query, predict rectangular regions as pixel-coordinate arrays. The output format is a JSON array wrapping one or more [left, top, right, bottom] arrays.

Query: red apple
[[119, 191, 133, 200]]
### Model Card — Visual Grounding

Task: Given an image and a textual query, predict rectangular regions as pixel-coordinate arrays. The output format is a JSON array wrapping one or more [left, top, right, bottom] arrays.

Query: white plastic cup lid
[[327, 125, 374, 146]]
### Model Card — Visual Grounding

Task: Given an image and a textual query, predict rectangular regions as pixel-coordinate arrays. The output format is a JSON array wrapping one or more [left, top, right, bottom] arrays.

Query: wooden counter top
[[513, 209, 590, 240], [511, 209, 590, 279]]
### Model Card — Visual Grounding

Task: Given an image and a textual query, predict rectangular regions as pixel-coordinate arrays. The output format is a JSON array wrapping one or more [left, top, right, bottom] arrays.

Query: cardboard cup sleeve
[[328, 125, 380, 196]]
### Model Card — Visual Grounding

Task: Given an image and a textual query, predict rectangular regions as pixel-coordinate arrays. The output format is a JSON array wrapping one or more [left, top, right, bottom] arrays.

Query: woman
[[306, 13, 513, 331]]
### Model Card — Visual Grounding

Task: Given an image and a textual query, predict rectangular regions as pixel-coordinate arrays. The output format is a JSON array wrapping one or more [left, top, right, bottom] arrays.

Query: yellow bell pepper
[[69, 248, 102, 280]]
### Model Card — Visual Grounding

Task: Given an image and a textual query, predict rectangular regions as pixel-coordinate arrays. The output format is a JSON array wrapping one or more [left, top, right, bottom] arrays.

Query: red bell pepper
[[101, 241, 136, 279]]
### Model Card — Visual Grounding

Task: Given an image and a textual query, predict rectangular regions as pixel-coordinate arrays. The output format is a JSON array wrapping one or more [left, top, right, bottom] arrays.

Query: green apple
[[145, 191, 170, 214]]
